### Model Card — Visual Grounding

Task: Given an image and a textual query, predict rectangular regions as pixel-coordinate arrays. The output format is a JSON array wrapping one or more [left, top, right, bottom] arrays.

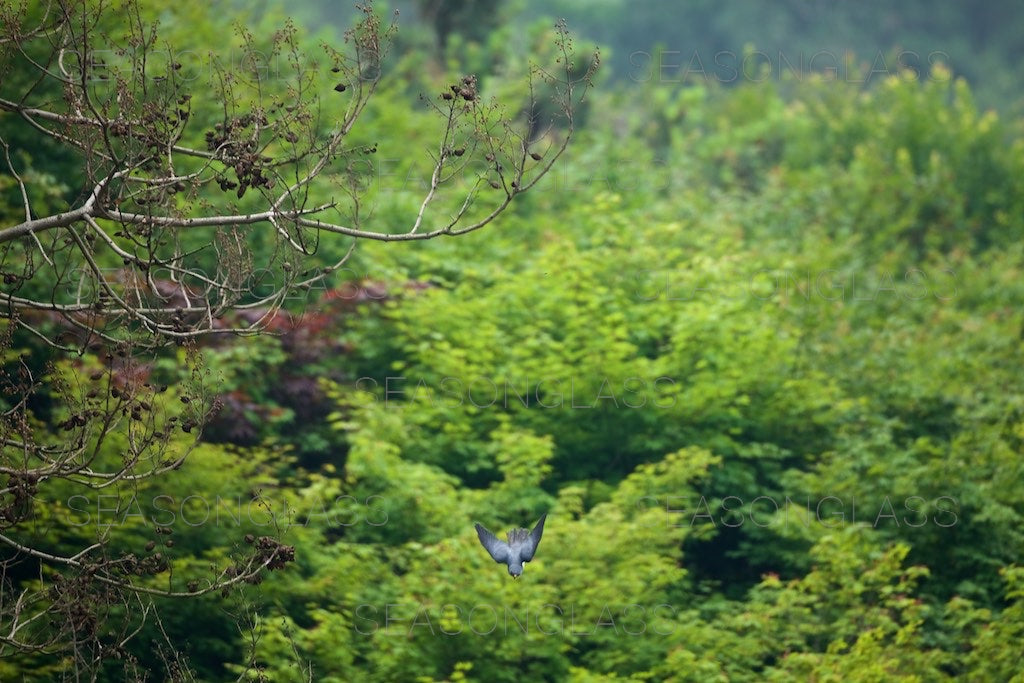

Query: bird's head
[[508, 565, 523, 579]]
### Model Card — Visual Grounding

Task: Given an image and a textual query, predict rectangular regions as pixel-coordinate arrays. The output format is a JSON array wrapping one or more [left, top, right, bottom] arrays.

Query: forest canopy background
[[2, 0, 1024, 681]]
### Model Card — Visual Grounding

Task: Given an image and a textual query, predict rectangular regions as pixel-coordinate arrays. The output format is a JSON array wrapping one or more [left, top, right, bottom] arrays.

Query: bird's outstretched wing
[[520, 513, 547, 562], [475, 523, 510, 563]]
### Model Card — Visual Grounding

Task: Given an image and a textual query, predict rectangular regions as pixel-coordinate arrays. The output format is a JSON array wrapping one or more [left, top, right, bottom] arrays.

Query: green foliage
[[4, 1, 1024, 680], [518, 0, 1024, 112]]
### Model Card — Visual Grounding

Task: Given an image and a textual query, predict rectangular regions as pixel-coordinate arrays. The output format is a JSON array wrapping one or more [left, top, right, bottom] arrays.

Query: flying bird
[[474, 513, 547, 579]]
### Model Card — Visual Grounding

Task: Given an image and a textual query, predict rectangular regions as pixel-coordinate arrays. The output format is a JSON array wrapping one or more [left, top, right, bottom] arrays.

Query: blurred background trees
[[3, 0, 1024, 681]]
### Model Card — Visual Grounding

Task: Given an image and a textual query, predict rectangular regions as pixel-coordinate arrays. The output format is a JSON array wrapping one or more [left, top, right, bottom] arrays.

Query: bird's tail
[[507, 528, 529, 544]]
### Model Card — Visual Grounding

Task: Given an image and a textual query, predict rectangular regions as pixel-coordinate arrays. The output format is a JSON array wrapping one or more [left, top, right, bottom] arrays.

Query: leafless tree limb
[[0, 0, 598, 676]]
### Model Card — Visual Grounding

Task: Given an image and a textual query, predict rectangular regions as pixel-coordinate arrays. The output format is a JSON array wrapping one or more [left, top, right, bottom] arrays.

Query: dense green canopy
[[2, 1, 1023, 680]]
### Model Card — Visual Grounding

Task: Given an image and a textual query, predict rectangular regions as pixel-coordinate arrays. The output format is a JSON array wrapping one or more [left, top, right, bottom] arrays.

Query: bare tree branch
[[0, 0, 598, 677]]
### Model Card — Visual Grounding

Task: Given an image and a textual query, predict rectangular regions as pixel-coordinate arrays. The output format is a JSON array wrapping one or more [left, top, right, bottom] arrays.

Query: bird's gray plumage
[[474, 513, 546, 578]]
